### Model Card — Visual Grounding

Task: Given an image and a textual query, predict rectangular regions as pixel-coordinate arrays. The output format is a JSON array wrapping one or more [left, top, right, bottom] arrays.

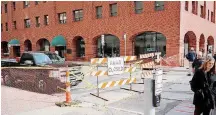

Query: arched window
[[24, 39, 32, 51], [134, 31, 166, 57], [36, 38, 50, 51], [97, 34, 120, 58], [76, 38, 85, 57]]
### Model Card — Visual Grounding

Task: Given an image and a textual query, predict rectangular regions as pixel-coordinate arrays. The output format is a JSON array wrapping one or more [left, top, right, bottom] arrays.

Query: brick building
[[1, 1, 216, 66]]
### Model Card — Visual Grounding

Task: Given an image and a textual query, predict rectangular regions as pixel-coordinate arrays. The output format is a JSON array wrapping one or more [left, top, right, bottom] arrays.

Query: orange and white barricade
[[89, 56, 141, 101], [120, 56, 144, 93]]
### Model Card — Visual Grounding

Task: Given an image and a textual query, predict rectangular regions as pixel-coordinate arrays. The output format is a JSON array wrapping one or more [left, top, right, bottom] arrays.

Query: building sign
[[153, 69, 163, 95], [108, 57, 124, 75], [147, 48, 155, 52]]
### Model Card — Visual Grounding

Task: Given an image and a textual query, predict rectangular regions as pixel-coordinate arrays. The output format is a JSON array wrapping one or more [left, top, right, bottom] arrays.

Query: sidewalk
[[166, 100, 194, 115]]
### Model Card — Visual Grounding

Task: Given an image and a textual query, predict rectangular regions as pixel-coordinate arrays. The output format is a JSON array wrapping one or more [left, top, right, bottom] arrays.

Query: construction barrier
[[98, 78, 136, 88], [120, 56, 143, 93], [137, 52, 162, 86], [89, 56, 138, 101]]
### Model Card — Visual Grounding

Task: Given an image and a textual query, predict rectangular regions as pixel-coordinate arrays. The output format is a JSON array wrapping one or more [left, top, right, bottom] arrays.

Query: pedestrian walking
[[192, 52, 204, 73], [190, 56, 215, 115], [186, 47, 197, 76]]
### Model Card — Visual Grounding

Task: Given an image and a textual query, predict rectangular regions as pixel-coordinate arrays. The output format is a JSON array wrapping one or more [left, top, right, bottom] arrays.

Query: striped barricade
[[141, 71, 153, 78], [140, 52, 161, 59], [91, 58, 107, 65], [124, 56, 137, 62], [141, 61, 155, 69], [124, 67, 136, 73], [90, 56, 143, 101], [91, 70, 108, 76], [98, 78, 136, 89]]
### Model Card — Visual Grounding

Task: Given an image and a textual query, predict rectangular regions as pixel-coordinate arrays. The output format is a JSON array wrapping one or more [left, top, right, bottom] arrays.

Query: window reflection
[[97, 35, 120, 58], [135, 32, 166, 57]]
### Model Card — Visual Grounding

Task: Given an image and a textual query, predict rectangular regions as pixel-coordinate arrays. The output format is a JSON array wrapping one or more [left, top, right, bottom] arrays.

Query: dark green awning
[[8, 39, 20, 46], [51, 35, 66, 46]]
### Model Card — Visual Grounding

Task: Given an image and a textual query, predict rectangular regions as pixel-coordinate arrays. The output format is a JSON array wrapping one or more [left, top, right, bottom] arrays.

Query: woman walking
[[191, 56, 215, 115]]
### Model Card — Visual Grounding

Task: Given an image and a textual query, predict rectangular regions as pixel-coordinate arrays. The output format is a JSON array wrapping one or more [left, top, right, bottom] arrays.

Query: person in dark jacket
[[192, 52, 204, 73], [186, 47, 197, 76], [191, 56, 215, 115]]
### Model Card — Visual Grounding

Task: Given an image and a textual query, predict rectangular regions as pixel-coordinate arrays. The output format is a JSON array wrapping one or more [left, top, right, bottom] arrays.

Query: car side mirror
[[24, 60, 33, 65]]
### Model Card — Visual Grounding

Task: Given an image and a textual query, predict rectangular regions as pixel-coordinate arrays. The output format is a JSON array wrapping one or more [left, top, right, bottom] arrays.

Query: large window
[[97, 35, 120, 58], [110, 3, 117, 17], [23, 1, 30, 8], [96, 6, 102, 19], [200, 5, 204, 18], [1, 41, 9, 55], [185, 1, 188, 11], [211, 11, 214, 22], [44, 15, 49, 25], [73, 9, 83, 21], [4, 4, 7, 13], [24, 19, 30, 28], [155, 1, 164, 11], [13, 21, 17, 29], [5, 22, 8, 31], [134, 1, 143, 14], [58, 12, 66, 24], [35, 16, 40, 27], [76, 38, 85, 57], [13, 2, 16, 10], [134, 32, 166, 57], [192, 1, 197, 14]]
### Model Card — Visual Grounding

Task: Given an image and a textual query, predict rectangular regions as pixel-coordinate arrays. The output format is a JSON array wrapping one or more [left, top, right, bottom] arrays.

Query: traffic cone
[[65, 70, 71, 103]]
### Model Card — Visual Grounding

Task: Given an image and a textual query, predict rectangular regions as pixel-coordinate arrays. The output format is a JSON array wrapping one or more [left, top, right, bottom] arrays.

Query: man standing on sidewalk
[[186, 47, 196, 76]]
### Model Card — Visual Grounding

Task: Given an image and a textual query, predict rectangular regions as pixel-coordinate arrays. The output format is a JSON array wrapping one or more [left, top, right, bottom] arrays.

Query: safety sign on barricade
[[89, 57, 138, 101]]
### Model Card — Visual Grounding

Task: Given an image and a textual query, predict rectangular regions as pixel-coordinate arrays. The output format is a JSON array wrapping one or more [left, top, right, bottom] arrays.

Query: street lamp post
[[101, 35, 105, 57], [153, 36, 156, 69], [124, 33, 127, 56]]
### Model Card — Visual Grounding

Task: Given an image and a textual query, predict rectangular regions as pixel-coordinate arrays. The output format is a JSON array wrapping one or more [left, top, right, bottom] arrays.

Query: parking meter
[[152, 69, 163, 107]]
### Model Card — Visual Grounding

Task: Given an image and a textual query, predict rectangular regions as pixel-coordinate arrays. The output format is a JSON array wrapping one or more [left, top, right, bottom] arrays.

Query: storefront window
[[76, 38, 85, 57], [36, 38, 50, 51], [1, 41, 9, 55], [135, 32, 166, 57], [97, 35, 120, 58]]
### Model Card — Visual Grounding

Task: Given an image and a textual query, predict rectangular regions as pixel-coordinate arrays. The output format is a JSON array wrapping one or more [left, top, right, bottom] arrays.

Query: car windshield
[[46, 53, 60, 60], [33, 53, 52, 65]]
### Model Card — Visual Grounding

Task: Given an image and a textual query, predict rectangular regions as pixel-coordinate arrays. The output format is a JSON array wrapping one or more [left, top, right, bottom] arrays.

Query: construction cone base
[[55, 101, 80, 107]]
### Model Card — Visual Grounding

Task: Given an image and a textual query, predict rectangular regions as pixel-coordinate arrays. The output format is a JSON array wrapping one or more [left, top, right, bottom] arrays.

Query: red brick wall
[[1, 1, 181, 63]]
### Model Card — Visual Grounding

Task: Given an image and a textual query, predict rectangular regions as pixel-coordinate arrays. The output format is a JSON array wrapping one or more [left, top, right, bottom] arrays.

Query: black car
[[1, 59, 19, 67]]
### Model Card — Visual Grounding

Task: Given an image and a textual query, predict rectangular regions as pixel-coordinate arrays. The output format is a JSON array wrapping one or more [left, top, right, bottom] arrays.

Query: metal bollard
[[144, 78, 155, 115]]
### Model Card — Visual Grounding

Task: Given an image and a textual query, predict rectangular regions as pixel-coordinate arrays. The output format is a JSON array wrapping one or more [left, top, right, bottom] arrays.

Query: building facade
[[1, 1, 216, 66]]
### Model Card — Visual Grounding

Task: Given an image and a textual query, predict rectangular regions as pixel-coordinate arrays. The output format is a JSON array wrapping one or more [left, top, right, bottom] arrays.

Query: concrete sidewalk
[[166, 100, 194, 115]]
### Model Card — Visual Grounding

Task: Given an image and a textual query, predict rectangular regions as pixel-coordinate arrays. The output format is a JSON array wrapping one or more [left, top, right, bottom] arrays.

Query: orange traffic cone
[[65, 70, 71, 103]]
